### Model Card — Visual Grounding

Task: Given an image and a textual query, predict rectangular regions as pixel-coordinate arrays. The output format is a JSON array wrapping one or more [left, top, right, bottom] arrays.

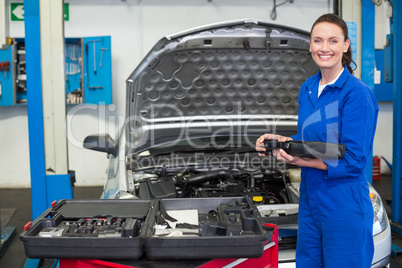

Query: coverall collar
[[305, 65, 351, 106]]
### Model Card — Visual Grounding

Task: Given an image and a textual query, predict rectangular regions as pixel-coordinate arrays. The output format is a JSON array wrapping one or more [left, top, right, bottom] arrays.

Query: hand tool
[[99, 48, 109, 68], [87, 40, 101, 75], [261, 139, 345, 159]]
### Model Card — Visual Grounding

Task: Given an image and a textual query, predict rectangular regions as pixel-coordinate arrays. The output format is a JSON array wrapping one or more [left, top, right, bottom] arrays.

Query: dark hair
[[310, 13, 355, 74]]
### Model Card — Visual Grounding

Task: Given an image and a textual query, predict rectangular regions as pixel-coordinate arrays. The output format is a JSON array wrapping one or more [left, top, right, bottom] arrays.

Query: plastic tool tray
[[20, 199, 150, 260], [142, 197, 270, 260], [20, 197, 271, 260]]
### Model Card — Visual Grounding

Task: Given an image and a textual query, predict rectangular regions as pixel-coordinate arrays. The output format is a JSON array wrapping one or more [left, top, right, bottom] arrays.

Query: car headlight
[[369, 185, 389, 236]]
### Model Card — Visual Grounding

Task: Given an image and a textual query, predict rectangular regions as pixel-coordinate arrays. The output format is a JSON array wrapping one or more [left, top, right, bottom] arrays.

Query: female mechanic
[[256, 13, 379, 267]]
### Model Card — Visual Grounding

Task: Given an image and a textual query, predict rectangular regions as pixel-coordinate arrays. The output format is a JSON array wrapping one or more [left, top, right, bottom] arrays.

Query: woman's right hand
[[256, 134, 327, 170], [255, 134, 292, 157]]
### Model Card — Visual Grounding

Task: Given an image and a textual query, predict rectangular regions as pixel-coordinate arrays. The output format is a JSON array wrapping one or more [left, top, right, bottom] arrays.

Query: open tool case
[[143, 197, 270, 260], [20, 197, 271, 260], [20, 199, 150, 260]]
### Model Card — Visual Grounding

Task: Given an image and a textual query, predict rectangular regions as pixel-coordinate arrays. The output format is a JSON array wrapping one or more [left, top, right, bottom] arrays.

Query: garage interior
[[0, 0, 400, 267]]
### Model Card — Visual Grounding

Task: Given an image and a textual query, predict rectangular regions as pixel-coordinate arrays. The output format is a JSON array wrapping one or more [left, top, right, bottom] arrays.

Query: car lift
[[24, 0, 73, 267], [24, 0, 73, 221], [0, 220, 16, 258], [390, 0, 402, 258]]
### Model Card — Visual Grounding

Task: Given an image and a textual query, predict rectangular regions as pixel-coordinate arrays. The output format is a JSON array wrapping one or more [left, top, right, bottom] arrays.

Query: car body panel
[[124, 19, 318, 155]]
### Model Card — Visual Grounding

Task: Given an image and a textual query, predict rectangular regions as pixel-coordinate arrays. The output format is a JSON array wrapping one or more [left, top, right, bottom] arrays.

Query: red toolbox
[[59, 224, 278, 268], [373, 156, 381, 181]]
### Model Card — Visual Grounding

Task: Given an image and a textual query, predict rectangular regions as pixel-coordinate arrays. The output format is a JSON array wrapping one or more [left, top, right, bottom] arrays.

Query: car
[[83, 18, 391, 267]]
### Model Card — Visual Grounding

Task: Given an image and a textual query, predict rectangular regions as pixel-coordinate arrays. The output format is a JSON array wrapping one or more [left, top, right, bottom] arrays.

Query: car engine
[[133, 167, 297, 205]]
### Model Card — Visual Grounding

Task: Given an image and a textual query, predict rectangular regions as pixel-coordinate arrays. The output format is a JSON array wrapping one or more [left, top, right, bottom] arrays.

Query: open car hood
[[126, 18, 318, 153]]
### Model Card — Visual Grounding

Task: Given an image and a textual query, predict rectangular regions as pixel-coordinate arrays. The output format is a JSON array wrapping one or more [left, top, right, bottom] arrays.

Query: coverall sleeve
[[322, 85, 379, 180], [290, 84, 304, 141]]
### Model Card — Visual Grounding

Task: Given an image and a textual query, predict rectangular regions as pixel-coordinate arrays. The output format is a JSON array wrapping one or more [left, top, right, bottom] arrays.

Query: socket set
[[20, 199, 150, 260], [38, 217, 140, 238]]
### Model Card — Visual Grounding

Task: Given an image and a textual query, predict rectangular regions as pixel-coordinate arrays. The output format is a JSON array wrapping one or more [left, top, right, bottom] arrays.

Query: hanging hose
[[270, 0, 293, 20], [381, 156, 392, 171]]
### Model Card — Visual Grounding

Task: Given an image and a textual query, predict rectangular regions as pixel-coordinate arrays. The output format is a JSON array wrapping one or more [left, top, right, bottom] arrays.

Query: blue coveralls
[[291, 67, 379, 268]]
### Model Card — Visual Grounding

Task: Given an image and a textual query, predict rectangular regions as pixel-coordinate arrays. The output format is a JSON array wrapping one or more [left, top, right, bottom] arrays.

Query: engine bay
[[133, 168, 298, 205]]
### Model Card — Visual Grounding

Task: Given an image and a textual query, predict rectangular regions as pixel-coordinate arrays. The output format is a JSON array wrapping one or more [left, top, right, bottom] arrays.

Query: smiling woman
[[309, 22, 351, 84], [257, 13, 379, 268]]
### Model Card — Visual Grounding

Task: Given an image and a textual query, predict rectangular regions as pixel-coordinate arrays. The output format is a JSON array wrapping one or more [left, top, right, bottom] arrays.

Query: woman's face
[[310, 22, 350, 72]]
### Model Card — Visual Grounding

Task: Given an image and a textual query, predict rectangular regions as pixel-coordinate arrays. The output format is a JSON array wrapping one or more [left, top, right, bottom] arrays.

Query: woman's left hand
[[273, 148, 297, 163], [275, 149, 328, 170]]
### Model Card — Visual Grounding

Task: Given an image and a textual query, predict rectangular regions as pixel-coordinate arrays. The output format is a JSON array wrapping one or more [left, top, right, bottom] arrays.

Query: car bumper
[[372, 219, 392, 268]]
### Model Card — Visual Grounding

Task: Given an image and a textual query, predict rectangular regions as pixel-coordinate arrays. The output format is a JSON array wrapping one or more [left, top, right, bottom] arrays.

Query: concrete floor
[[0, 176, 401, 268]]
